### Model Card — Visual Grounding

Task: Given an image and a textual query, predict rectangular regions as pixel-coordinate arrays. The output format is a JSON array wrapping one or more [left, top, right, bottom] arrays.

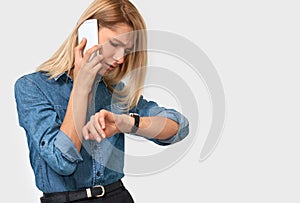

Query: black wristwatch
[[129, 113, 140, 133]]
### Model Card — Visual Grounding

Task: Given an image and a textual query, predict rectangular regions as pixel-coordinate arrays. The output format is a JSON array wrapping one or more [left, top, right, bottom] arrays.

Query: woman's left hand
[[82, 109, 133, 142]]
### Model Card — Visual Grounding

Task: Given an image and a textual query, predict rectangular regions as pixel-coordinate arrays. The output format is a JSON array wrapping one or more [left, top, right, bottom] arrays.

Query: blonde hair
[[37, 0, 147, 110]]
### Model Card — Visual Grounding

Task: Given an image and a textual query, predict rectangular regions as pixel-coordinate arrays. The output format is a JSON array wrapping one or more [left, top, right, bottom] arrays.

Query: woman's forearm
[[122, 115, 179, 140], [60, 89, 89, 152]]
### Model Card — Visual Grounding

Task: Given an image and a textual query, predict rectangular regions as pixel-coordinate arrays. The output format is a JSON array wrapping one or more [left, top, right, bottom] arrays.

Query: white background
[[1, 0, 300, 202]]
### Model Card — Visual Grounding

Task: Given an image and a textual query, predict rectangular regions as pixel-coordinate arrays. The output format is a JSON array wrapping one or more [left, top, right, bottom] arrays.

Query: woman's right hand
[[73, 38, 104, 95]]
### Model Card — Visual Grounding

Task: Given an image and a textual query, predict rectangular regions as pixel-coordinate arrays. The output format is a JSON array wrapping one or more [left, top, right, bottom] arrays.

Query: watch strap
[[129, 113, 140, 133]]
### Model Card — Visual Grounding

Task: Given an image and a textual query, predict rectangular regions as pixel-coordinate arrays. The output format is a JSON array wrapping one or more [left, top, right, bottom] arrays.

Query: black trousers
[[40, 185, 134, 203]]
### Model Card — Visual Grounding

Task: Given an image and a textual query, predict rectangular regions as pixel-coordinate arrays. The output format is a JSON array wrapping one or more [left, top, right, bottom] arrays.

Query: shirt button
[[41, 141, 45, 146], [93, 145, 98, 151], [96, 171, 101, 177]]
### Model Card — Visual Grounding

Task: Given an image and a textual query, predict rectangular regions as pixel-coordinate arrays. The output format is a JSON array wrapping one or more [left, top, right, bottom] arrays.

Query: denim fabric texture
[[14, 72, 189, 193]]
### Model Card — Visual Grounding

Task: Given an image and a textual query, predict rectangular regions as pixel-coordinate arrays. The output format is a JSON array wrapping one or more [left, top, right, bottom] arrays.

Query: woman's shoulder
[[14, 71, 52, 92], [17, 71, 48, 82]]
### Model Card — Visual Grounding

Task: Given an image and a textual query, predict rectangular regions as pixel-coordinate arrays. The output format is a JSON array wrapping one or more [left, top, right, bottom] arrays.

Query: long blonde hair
[[37, 0, 147, 110]]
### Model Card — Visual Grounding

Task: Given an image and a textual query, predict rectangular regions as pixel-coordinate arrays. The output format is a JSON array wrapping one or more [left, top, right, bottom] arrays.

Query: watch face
[[129, 113, 139, 117]]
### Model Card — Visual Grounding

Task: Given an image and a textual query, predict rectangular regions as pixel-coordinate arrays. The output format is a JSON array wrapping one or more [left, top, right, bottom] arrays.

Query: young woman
[[14, 0, 189, 202]]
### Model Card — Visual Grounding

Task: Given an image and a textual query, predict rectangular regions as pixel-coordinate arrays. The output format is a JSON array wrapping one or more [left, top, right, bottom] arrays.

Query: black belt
[[41, 180, 124, 203]]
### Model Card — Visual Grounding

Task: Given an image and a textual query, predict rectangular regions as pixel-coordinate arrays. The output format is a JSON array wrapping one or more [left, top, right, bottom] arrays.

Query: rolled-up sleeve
[[54, 131, 83, 163], [14, 76, 83, 176], [136, 96, 189, 146]]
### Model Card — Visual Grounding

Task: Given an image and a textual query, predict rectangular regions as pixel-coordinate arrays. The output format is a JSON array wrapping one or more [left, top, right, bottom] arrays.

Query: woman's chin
[[99, 70, 109, 77]]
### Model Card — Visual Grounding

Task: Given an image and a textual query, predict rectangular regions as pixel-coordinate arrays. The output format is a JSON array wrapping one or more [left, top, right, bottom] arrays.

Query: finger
[[89, 54, 104, 67], [88, 125, 100, 141], [98, 110, 107, 130], [82, 125, 89, 140], [88, 116, 103, 141], [98, 65, 110, 76], [85, 122, 96, 140], [89, 116, 106, 142], [84, 44, 102, 62], [90, 62, 103, 75], [88, 45, 103, 63], [93, 113, 106, 141], [75, 38, 87, 61]]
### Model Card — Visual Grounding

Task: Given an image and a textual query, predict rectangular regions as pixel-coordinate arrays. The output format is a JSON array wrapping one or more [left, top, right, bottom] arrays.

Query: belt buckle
[[94, 185, 105, 197], [86, 185, 105, 198]]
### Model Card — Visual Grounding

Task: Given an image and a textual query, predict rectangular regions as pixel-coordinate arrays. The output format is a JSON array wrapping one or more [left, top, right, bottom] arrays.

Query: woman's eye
[[125, 48, 133, 55], [109, 40, 118, 47]]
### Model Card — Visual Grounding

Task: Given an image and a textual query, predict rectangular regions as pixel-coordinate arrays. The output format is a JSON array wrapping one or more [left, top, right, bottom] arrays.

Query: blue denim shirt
[[14, 72, 189, 193]]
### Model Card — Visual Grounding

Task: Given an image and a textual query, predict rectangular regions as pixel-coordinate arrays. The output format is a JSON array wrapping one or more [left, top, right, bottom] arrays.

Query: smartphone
[[78, 19, 99, 56]]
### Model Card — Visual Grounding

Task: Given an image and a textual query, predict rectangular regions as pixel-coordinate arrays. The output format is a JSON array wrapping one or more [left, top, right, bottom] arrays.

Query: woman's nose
[[113, 49, 125, 64]]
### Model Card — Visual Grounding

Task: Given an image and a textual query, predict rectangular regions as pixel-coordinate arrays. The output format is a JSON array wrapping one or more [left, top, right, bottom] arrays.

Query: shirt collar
[[53, 72, 107, 87], [54, 72, 73, 82], [95, 74, 105, 86]]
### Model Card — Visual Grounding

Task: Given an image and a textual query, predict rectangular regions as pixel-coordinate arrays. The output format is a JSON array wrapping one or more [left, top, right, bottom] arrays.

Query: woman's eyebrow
[[112, 37, 134, 49]]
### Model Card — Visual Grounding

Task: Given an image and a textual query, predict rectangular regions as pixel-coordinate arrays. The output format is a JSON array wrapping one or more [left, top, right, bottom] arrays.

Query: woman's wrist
[[116, 114, 135, 133], [72, 83, 91, 97]]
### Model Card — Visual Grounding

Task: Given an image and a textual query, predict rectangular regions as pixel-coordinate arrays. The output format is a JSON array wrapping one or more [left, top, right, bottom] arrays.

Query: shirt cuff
[[150, 110, 189, 146], [54, 131, 83, 163], [151, 124, 189, 146]]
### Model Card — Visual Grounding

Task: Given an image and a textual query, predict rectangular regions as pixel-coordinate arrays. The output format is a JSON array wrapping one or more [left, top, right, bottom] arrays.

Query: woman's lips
[[106, 63, 116, 70]]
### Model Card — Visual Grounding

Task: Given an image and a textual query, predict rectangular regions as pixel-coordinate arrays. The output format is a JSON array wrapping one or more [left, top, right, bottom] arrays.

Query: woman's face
[[98, 23, 134, 74]]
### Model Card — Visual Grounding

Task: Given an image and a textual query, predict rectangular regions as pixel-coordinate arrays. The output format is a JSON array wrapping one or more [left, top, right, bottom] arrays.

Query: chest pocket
[[53, 105, 66, 124]]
